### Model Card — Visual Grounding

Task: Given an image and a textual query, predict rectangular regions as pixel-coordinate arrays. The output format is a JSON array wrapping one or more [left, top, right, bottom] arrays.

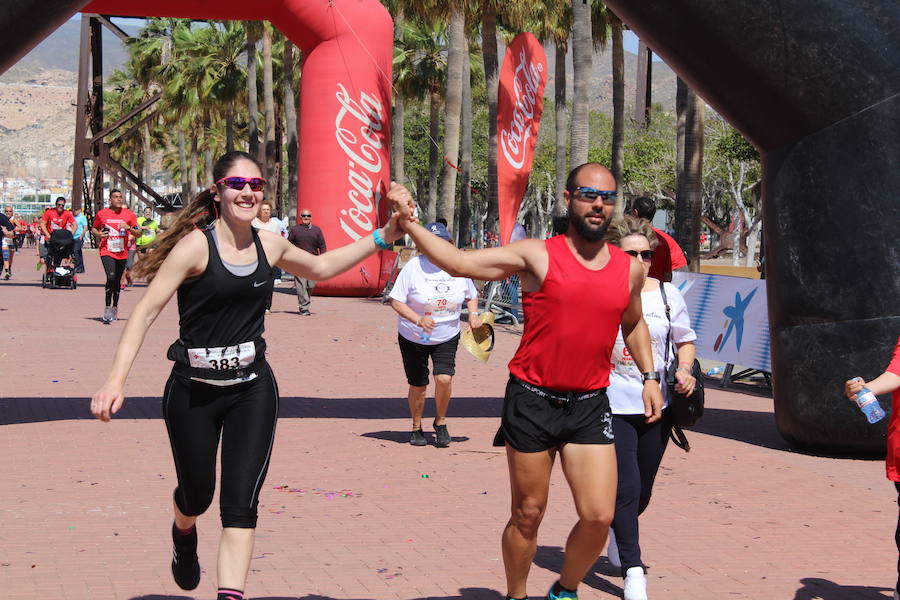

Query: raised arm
[[90, 231, 205, 422], [272, 213, 403, 281], [388, 182, 532, 282]]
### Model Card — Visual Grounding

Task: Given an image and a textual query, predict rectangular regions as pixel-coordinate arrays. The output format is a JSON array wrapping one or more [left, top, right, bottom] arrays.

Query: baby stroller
[[42, 229, 77, 289]]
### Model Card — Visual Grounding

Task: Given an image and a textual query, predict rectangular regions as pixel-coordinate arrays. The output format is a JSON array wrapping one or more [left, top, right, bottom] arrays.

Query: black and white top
[[166, 226, 273, 383]]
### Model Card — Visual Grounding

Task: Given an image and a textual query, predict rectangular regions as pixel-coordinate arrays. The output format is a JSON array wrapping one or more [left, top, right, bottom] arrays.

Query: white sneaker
[[274, 278, 282, 285], [623, 566, 647, 600], [607, 527, 621, 568]]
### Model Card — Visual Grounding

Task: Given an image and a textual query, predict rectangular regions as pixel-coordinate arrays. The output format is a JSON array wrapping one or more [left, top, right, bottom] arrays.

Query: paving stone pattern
[[0, 248, 895, 599]]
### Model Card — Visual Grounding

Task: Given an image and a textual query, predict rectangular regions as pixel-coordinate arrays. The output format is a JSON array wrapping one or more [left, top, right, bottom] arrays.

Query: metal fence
[[483, 274, 523, 325]]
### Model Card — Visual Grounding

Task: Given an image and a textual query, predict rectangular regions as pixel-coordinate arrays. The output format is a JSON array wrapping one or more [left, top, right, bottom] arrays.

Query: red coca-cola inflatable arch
[[81, 0, 393, 295]]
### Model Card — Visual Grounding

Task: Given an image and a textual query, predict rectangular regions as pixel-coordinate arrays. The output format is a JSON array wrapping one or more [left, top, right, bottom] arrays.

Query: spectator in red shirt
[[39, 197, 76, 267], [40, 197, 76, 239], [629, 196, 687, 282], [845, 337, 900, 600]]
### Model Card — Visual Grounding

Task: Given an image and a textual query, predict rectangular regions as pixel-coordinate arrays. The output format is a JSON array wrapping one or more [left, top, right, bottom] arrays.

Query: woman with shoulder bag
[[604, 215, 698, 600]]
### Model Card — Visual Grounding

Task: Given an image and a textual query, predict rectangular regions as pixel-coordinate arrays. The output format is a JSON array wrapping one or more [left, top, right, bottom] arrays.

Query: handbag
[[660, 283, 704, 451]]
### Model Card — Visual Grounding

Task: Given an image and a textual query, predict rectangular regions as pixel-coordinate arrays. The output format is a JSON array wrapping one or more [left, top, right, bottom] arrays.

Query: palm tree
[[570, 0, 591, 166], [261, 23, 278, 203], [395, 17, 448, 222], [458, 33, 473, 247], [204, 21, 246, 153], [244, 21, 264, 160], [126, 18, 185, 192], [283, 38, 299, 223], [436, 6, 465, 232], [390, 11, 407, 187], [104, 69, 149, 179], [675, 77, 704, 270], [480, 4, 500, 239], [526, 1, 570, 216], [608, 13, 625, 217]]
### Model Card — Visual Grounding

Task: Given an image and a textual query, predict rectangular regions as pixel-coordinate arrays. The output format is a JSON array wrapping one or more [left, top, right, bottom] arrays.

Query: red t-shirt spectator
[[41, 209, 75, 236], [649, 227, 687, 281], [94, 207, 137, 260], [886, 337, 900, 481]]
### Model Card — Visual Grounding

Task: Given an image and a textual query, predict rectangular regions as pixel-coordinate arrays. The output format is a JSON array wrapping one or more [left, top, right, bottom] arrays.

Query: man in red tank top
[[390, 163, 663, 600]]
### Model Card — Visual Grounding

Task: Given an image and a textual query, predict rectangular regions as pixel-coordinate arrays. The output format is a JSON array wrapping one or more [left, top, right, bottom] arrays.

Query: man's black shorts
[[398, 333, 460, 387], [493, 377, 614, 452]]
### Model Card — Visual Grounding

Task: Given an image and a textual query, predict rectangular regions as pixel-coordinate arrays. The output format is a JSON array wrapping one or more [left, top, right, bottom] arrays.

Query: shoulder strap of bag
[[659, 283, 674, 364], [671, 425, 691, 452], [660, 282, 691, 453]]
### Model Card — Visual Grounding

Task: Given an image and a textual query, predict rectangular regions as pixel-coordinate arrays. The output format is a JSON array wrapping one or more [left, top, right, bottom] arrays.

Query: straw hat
[[461, 312, 495, 362]]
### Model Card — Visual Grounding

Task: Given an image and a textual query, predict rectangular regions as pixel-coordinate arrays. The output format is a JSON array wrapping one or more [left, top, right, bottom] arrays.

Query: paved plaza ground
[[0, 247, 896, 600]]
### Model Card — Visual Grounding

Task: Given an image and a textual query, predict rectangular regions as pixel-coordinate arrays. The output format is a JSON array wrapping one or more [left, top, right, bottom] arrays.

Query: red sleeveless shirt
[[507, 235, 632, 391]]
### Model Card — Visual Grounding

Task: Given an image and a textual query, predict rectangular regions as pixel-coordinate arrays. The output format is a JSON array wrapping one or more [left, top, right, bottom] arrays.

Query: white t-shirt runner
[[388, 255, 478, 345], [608, 281, 697, 415]]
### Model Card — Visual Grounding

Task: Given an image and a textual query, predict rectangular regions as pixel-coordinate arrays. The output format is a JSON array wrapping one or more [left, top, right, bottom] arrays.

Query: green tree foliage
[[107, 9, 761, 254]]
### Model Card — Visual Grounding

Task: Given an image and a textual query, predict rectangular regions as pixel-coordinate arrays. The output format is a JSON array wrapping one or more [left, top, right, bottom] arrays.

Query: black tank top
[[167, 226, 273, 364]]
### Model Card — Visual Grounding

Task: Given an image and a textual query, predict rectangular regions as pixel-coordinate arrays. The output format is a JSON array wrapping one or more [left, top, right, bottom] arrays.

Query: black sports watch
[[642, 371, 661, 384]]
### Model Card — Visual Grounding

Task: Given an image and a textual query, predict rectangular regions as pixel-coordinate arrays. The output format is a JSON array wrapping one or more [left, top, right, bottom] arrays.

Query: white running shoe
[[623, 566, 647, 600], [607, 527, 621, 568]]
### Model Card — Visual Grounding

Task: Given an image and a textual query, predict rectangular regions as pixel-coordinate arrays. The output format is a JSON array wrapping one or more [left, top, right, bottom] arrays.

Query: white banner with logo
[[672, 272, 771, 372]]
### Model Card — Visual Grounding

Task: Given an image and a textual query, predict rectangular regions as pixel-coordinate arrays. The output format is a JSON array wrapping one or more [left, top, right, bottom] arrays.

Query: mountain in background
[[9, 18, 140, 77], [0, 18, 679, 181]]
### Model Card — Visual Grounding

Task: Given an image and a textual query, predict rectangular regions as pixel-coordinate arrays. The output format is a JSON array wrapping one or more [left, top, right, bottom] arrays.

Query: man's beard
[[570, 209, 610, 242]]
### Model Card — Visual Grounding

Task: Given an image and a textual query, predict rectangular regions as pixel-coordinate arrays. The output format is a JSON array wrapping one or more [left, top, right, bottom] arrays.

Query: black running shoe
[[409, 428, 426, 446], [171, 522, 201, 590], [434, 421, 451, 448]]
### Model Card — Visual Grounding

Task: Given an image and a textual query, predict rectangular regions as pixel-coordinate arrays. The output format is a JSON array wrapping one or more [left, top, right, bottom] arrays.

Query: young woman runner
[[91, 151, 403, 600]]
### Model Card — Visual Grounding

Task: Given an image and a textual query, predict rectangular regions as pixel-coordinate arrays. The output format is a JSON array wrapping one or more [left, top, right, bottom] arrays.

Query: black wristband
[[642, 371, 660, 383]]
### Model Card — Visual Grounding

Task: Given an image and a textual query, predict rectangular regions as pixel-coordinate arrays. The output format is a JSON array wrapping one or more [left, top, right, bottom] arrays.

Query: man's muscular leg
[[502, 447, 555, 599], [557, 443, 617, 591]]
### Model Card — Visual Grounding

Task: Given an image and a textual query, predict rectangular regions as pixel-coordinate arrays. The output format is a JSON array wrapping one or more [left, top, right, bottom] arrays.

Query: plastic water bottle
[[853, 378, 886, 423], [707, 366, 724, 376], [419, 310, 432, 343]]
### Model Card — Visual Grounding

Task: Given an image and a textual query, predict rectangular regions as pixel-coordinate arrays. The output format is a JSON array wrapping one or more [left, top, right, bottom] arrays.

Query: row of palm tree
[[102, 1, 710, 256], [105, 18, 300, 219]]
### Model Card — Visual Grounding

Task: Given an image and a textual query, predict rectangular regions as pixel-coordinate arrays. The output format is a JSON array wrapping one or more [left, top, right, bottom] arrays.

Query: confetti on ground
[[272, 485, 362, 499], [376, 566, 404, 580]]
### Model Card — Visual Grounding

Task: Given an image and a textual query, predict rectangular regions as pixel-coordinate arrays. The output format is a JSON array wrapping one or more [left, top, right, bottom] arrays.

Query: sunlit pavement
[[1, 247, 894, 600]]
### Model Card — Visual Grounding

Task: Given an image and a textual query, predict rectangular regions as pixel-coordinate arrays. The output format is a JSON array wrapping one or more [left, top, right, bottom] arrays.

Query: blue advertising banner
[[672, 272, 771, 372]]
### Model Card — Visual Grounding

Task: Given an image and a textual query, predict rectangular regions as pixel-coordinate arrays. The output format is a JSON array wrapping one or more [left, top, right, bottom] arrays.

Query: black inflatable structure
[[605, 1, 899, 453], [2, 0, 898, 452]]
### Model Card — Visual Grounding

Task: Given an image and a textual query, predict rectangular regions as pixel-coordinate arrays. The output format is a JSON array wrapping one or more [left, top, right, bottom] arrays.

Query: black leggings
[[100, 255, 126, 307], [162, 365, 279, 528], [610, 410, 672, 575], [895, 482, 900, 593]]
